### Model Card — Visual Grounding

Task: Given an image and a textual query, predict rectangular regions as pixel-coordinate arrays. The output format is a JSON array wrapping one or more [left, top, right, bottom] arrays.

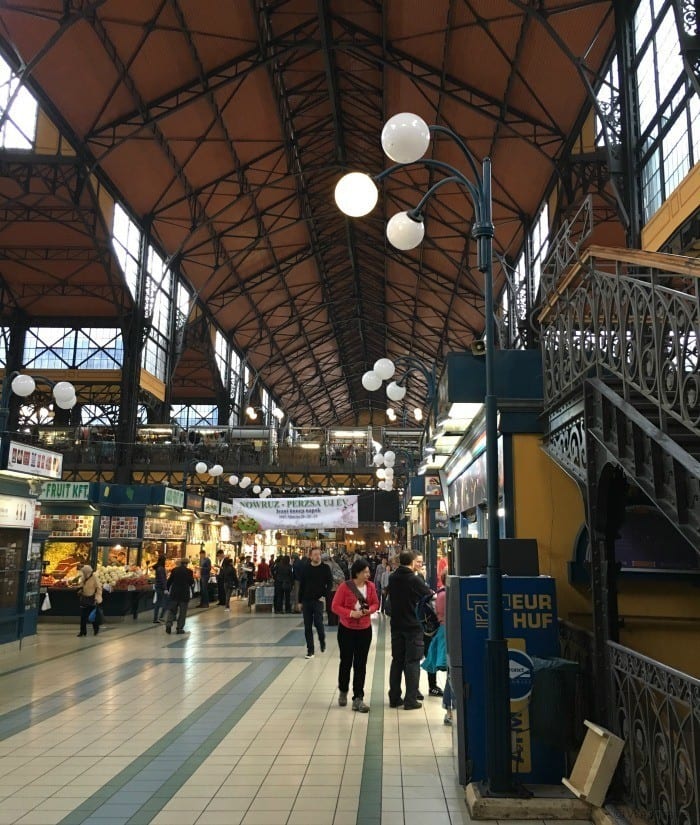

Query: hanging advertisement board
[[231, 496, 358, 530]]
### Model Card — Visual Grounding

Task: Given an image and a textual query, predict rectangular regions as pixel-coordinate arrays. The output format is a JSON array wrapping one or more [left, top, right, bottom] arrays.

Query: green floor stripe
[[356, 618, 386, 825], [54, 657, 290, 825]]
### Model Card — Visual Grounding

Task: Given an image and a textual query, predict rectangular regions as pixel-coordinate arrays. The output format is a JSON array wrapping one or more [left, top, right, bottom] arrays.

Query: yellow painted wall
[[511, 435, 589, 623], [512, 434, 700, 678]]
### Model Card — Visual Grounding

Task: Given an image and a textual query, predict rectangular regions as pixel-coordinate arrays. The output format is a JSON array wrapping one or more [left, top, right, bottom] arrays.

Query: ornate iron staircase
[[539, 244, 700, 551]]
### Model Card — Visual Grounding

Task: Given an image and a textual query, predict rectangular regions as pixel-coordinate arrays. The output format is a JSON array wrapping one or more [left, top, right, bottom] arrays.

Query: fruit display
[[97, 564, 153, 590]]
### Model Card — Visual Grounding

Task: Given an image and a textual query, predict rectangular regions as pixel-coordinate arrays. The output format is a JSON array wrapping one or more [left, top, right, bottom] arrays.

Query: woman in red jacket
[[331, 558, 379, 712]]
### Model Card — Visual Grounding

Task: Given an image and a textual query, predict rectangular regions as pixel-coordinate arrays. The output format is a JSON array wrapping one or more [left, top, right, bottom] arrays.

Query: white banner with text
[[230, 496, 358, 530]]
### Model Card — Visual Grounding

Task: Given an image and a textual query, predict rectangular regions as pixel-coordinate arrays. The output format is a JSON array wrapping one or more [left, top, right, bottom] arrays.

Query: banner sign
[[7, 441, 63, 479], [164, 487, 185, 508], [231, 496, 358, 530], [220, 501, 234, 517]]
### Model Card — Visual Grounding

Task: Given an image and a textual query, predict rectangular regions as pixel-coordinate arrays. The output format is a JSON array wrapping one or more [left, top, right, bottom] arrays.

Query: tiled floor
[[0, 603, 588, 825]]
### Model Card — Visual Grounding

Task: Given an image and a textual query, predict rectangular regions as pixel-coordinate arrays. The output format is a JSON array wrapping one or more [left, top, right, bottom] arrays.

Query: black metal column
[[613, 0, 643, 247], [115, 231, 149, 484]]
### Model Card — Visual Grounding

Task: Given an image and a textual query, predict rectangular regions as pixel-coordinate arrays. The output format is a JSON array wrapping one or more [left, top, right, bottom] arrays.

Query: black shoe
[[152, 620, 160, 624], [429, 687, 444, 697], [320, 641, 326, 653], [165, 625, 172, 634], [388, 692, 404, 708], [77, 632, 86, 637], [93, 628, 99, 636], [416, 691, 424, 701], [176, 629, 186, 634], [403, 702, 423, 711]]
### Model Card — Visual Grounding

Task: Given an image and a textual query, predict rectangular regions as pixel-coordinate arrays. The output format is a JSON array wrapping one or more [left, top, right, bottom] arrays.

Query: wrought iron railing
[[607, 641, 700, 825], [540, 246, 700, 438], [541, 195, 594, 294], [558, 621, 596, 756]]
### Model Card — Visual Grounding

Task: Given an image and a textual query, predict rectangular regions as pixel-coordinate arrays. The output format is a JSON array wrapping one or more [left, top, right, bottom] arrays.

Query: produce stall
[[41, 566, 155, 620]]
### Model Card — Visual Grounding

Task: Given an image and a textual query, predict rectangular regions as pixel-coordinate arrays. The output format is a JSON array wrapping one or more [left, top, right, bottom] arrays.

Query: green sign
[[40, 481, 91, 502], [164, 487, 185, 508]]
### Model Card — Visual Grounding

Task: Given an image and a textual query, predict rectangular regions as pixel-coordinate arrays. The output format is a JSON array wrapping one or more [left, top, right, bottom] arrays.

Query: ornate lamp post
[[361, 356, 437, 423], [0, 372, 77, 437], [336, 113, 513, 795]]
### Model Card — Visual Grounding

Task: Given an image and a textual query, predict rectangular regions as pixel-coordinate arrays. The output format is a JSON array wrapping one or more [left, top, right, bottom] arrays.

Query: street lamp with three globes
[[335, 113, 514, 796]]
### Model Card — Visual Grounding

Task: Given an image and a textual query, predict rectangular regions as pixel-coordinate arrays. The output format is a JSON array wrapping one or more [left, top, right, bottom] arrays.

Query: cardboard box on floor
[[563, 720, 625, 807]]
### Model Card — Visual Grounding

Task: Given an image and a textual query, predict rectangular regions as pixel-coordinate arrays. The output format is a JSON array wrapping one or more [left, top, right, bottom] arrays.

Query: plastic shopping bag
[[152, 590, 158, 604], [41, 592, 51, 612]]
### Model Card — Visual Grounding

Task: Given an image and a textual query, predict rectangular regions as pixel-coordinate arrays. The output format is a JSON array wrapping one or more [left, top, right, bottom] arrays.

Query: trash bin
[[529, 656, 581, 751]]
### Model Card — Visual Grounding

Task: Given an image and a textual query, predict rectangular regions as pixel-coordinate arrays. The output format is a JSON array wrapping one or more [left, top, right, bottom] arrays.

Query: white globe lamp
[[386, 381, 407, 402], [372, 453, 384, 466], [195, 461, 208, 475], [253, 484, 261, 495], [373, 358, 395, 381], [55, 394, 77, 410], [384, 467, 394, 479], [383, 456, 395, 468], [386, 211, 425, 251], [228, 475, 239, 486], [10, 374, 36, 397], [383, 450, 396, 464], [240, 477, 251, 489], [376, 468, 386, 480], [262, 488, 271, 498], [361, 370, 382, 392], [209, 464, 224, 477], [381, 113, 431, 164], [334, 172, 378, 217], [52, 381, 75, 404]]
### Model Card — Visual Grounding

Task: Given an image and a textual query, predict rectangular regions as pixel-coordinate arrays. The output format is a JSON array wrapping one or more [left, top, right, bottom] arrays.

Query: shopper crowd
[[73, 544, 452, 719]]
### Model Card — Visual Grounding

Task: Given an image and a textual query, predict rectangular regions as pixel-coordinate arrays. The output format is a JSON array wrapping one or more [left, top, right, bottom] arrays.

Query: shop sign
[[186, 492, 203, 510], [6, 441, 62, 479], [425, 475, 442, 497], [203, 497, 219, 515], [0, 494, 34, 528], [508, 649, 534, 702], [164, 487, 185, 508], [220, 501, 234, 517], [40, 481, 91, 501], [109, 516, 139, 539], [143, 518, 187, 540], [231, 496, 358, 530]]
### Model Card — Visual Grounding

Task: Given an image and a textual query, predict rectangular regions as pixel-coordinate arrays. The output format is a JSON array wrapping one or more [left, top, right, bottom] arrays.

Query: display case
[[0, 529, 28, 644], [40, 539, 93, 586]]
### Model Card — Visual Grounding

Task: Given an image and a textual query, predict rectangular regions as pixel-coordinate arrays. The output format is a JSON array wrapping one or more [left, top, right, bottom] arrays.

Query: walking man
[[164, 558, 194, 634], [298, 547, 333, 659], [386, 550, 433, 710]]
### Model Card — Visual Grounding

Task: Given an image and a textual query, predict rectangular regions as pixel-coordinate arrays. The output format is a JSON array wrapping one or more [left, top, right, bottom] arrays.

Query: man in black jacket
[[386, 550, 433, 709], [164, 558, 195, 634], [298, 547, 333, 659]]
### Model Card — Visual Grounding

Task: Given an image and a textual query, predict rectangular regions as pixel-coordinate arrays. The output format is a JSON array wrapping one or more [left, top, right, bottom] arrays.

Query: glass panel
[[112, 203, 141, 298], [663, 112, 691, 195], [0, 57, 37, 150], [642, 149, 663, 221], [656, 10, 684, 104]]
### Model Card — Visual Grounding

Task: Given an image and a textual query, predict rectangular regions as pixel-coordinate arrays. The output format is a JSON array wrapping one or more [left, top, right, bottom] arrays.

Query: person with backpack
[[421, 569, 449, 714], [385, 550, 433, 710], [414, 553, 443, 696], [331, 558, 379, 712], [323, 552, 345, 626]]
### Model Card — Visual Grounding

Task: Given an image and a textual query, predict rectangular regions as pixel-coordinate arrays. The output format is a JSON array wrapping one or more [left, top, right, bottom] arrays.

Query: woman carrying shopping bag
[[76, 565, 103, 637]]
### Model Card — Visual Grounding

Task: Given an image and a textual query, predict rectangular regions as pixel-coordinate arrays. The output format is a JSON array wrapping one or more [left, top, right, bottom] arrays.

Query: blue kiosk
[[446, 574, 564, 786]]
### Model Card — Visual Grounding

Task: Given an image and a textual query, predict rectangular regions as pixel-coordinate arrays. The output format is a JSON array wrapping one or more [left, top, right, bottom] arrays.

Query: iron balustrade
[[559, 622, 700, 825], [541, 247, 700, 439], [607, 641, 700, 825]]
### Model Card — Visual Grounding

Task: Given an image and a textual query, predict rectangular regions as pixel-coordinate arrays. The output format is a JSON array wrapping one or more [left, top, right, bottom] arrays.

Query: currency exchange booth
[[446, 573, 564, 786]]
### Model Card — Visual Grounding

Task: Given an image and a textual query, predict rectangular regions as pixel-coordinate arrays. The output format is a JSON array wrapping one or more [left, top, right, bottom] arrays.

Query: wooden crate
[[562, 719, 625, 807]]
